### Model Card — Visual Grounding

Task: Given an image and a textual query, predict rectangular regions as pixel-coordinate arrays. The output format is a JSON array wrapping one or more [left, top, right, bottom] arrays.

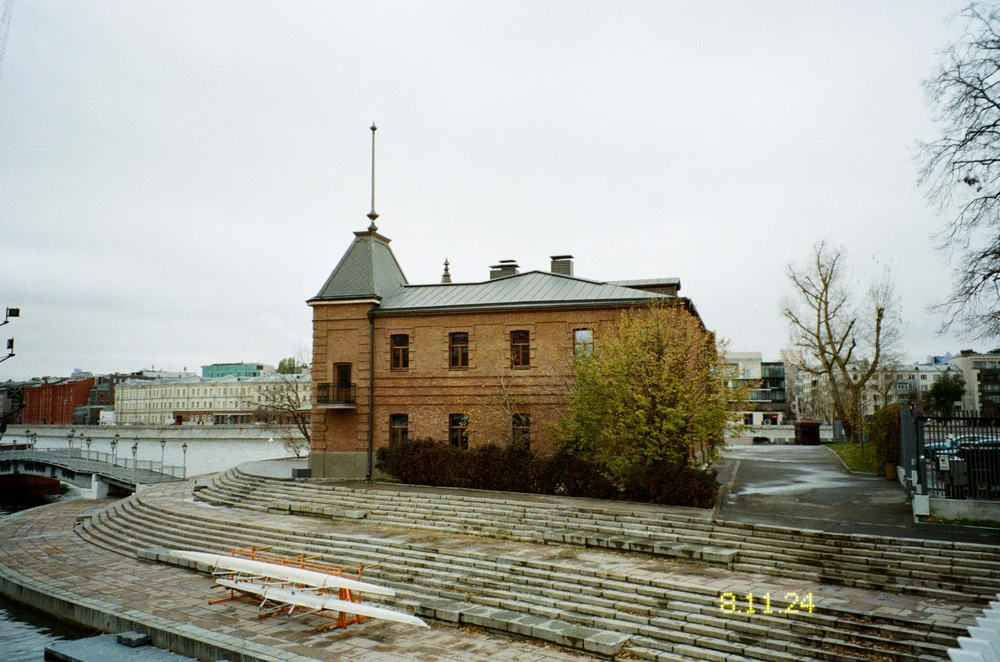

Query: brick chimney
[[489, 259, 519, 280], [550, 255, 574, 276]]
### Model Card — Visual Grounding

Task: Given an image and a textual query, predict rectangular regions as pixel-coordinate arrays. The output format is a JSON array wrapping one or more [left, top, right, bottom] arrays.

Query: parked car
[[926, 434, 995, 460]]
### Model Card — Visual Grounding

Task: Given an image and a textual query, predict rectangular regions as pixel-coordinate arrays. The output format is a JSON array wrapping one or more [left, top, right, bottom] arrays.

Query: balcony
[[315, 383, 357, 409]]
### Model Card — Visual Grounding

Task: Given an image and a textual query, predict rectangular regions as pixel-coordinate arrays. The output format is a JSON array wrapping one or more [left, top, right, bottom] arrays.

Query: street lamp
[[160, 439, 166, 474], [23, 429, 30, 449], [85, 437, 92, 462], [132, 441, 138, 485], [182, 442, 188, 479], [29, 432, 36, 449], [111, 433, 119, 475], [67, 428, 75, 453]]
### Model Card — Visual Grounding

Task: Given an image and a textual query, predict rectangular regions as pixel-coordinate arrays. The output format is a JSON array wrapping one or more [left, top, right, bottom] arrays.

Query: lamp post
[[24, 429, 30, 449], [159, 439, 166, 474], [67, 428, 75, 453], [111, 433, 119, 477], [29, 432, 36, 450], [85, 437, 92, 463], [132, 441, 138, 485], [182, 442, 188, 479]]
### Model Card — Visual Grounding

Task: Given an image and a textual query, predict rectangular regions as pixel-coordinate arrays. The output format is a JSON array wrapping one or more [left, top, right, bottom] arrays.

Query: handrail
[[0, 448, 185, 483]]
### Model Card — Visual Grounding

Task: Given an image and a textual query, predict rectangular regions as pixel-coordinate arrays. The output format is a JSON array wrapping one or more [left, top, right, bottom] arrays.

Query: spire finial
[[441, 258, 452, 284], [367, 123, 379, 231]]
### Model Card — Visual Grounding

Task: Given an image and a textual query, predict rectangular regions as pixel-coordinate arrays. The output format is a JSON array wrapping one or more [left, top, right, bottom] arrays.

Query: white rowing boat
[[169, 550, 395, 596], [215, 578, 428, 628]]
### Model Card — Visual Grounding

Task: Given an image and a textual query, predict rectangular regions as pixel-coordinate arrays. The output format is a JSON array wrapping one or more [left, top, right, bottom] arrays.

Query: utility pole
[[0, 0, 16, 85]]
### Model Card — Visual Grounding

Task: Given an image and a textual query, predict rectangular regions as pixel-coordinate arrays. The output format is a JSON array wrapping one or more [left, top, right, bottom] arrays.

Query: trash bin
[[794, 420, 821, 446]]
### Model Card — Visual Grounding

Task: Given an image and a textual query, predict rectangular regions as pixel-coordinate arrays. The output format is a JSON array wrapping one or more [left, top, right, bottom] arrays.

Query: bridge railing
[[0, 448, 186, 483]]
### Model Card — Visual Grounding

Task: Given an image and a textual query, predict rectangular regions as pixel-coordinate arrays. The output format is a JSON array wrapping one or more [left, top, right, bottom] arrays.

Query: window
[[511, 330, 530, 368], [920, 374, 927, 380], [391, 334, 409, 370], [449, 414, 469, 449], [450, 332, 468, 369], [512, 414, 530, 449], [390, 414, 408, 447], [574, 329, 594, 358]]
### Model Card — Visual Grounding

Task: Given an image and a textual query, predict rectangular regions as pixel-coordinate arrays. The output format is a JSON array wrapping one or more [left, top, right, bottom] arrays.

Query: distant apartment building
[[115, 373, 310, 425], [947, 349, 1000, 415], [202, 363, 274, 379], [726, 352, 789, 425]]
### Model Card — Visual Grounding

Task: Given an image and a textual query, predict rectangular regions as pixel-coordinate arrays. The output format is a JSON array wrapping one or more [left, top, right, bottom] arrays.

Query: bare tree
[[920, 3, 1000, 338], [782, 242, 900, 443], [245, 372, 311, 456]]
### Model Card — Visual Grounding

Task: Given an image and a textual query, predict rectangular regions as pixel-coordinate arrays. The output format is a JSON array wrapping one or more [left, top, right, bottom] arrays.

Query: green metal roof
[[376, 270, 673, 314], [310, 230, 408, 302]]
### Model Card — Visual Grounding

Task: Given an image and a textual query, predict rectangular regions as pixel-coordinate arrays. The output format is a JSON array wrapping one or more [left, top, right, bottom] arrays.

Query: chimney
[[489, 259, 519, 280], [550, 255, 574, 276]]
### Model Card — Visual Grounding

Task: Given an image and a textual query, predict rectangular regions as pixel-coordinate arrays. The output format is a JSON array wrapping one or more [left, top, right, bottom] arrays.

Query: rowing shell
[[169, 550, 394, 596], [215, 578, 428, 628]]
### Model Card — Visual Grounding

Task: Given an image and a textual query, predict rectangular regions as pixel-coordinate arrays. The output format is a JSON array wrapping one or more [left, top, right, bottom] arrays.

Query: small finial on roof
[[367, 123, 379, 231], [441, 258, 453, 284]]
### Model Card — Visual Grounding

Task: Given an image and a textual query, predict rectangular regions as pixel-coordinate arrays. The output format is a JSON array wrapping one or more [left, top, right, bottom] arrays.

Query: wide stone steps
[[79, 489, 967, 662], [195, 468, 1000, 602]]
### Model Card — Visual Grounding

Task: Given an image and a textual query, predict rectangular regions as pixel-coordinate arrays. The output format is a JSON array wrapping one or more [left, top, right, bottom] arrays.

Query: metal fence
[[901, 410, 1000, 501], [0, 448, 185, 483]]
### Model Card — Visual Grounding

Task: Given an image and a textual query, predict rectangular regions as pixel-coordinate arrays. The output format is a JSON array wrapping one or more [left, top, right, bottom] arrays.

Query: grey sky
[[0, 1, 980, 380]]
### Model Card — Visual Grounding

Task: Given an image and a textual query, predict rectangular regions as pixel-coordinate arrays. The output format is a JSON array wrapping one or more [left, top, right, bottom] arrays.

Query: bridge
[[0, 448, 186, 496]]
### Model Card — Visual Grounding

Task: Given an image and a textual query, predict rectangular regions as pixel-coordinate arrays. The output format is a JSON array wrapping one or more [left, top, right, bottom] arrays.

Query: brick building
[[308, 219, 699, 479], [21, 376, 95, 425]]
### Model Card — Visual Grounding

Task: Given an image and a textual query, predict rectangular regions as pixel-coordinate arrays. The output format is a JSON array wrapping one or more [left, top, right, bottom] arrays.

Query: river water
[[0, 438, 300, 659]]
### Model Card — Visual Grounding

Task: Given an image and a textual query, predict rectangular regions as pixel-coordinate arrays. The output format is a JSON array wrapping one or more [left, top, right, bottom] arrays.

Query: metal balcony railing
[[315, 383, 357, 407]]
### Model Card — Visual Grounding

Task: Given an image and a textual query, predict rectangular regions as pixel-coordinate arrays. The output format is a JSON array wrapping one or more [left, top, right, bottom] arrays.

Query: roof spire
[[441, 258, 452, 284], [367, 123, 379, 231]]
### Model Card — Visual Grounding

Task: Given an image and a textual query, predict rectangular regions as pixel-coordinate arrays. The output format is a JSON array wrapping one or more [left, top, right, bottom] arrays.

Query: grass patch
[[826, 442, 878, 474], [918, 516, 1000, 529]]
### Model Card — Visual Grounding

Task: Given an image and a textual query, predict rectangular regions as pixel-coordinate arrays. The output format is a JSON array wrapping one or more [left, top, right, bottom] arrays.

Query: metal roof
[[608, 278, 680, 288], [311, 231, 408, 302], [377, 270, 672, 313]]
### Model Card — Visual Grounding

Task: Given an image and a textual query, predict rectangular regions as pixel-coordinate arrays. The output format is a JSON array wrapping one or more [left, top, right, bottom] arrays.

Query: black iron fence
[[901, 409, 1000, 501], [315, 383, 357, 406]]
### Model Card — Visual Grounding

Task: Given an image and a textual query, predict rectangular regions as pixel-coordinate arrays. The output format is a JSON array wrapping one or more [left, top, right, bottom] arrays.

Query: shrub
[[375, 439, 719, 508], [870, 404, 901, 473]]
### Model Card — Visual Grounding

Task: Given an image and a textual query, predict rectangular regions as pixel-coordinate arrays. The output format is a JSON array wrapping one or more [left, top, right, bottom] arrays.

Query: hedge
[[375, 439, 719, 508], [870, 403, 901, 474]]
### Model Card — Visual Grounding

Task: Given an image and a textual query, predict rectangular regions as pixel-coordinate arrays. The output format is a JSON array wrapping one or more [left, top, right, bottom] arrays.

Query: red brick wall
[[21, 378, 95, 425], [311, 301, 645, 455]]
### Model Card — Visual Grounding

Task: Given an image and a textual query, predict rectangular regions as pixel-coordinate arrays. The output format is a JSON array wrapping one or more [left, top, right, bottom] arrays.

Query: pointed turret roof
[[309, 229, 408, 303]]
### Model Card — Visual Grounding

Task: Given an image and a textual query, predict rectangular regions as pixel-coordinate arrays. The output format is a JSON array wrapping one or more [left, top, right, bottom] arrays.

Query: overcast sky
[[0, 1, 986, 380]]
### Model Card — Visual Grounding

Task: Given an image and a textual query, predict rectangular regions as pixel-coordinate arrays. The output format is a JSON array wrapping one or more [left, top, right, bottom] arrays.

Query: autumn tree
[[558, 301, 742, 483], [926, 371, 967, 416], [782, 242, 899, 443], [919, 3, 1000, 338]]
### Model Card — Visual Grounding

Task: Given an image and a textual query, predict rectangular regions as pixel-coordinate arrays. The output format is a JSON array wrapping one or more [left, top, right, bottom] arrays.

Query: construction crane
[[0, 0, 15, 84]]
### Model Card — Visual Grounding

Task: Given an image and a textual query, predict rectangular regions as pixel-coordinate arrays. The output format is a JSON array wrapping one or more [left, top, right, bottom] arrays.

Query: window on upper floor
[[511, 330, 530, 368], [574, 329, 594, 358], [391, 334, 409, 370], [450, 332, 468, 369], [449, 413, 469, 449]]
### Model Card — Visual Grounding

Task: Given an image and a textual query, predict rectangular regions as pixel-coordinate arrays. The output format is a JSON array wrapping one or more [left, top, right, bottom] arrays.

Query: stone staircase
[[196, 467, 1000, 604], [71, 476, 988, 662]]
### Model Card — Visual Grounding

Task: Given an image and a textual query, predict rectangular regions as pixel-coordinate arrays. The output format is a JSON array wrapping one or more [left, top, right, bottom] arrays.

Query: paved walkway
[[716, 445, 1000, 544]]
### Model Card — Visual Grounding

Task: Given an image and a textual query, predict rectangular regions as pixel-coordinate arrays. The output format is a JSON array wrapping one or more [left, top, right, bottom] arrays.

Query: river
[[0, 437, 300, 659]]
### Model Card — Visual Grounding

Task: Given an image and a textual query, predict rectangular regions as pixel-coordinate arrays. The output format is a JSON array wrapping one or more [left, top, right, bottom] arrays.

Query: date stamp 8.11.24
[[718, 591, 815, 616]]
